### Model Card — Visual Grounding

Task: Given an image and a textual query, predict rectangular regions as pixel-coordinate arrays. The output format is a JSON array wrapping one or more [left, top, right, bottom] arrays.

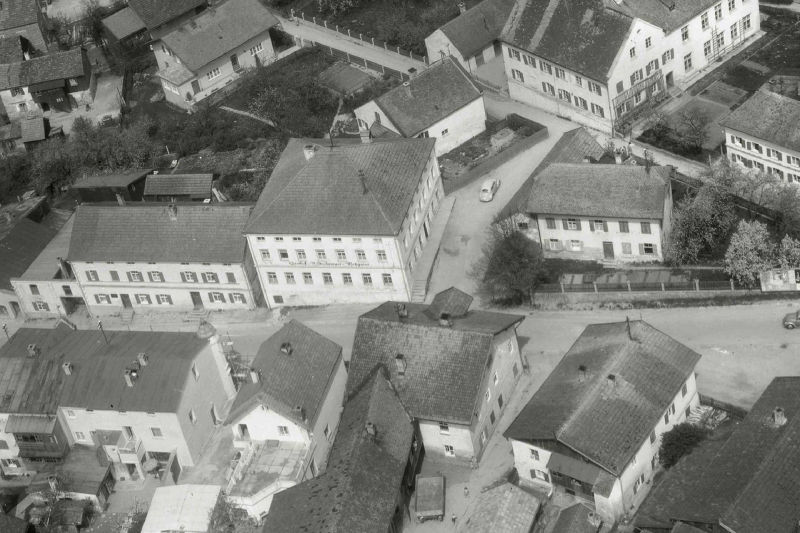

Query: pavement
[[48, 73, 124, 134]]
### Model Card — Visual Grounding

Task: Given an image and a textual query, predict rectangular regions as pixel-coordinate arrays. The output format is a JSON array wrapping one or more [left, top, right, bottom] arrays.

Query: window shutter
[[218, 293, 226, 303], [208, 292, 214, 302], [588, 221, 595, 232], [575, 220, 582, 231], [639, 243, 645, 255], [652, 244, 658, 255], [562, 219, 568, 230], [603, 221, 608, 232], [126, 272, 133, 282], [95, 295, 101, 304], [180, 272, 187, 282]]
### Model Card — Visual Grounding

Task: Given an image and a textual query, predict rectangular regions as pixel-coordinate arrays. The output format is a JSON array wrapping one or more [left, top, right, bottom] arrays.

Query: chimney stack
[[438, 313, 452, 327], [578, 364, 587, 381], [26, 343, 40, 358], [359, 129, 372, 144], [303, 144, 317, 160], [137, 352, 148, 366], [168, 204, 178, 222], [249, 368, 260, 383], [62, 362, 73, 376], [280, 342, 293, 356], [364, 421, 377, 439], [395, 354, 407, 375], [772, 407, 787, 427], [458, 1, 467, 14], [395, 303, 408, 319], [607, 373, 616, 387]]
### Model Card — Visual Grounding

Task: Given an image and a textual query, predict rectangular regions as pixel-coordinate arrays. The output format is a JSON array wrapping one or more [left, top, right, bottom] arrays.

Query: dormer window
[[395, 354, 406, 375]]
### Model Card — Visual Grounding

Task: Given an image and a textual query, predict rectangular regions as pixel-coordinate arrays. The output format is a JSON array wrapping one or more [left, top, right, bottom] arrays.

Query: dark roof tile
[[0, 217, 58, 290], [127, 0, 206, 30], [0, 48, 87, 91], [719, 90, 800, 153], [101, 6, 146, 40], [0, 0, 38, 31], [72, 170, 151, 189], [144, 173, 213, 197], [461, 483, 541, 532]]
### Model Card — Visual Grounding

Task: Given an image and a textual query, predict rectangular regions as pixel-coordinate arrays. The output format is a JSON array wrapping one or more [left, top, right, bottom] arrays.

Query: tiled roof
[[550, 503, 601, 533], [0, 324, 209, 414], [671, 523, 707, 533], [371, 56, 482, 137], [263, 370, 414, 533], [0, 48, 87, 90], [72, 170, 150, 189], [525, 163, 669, 220], [160, 0, 277, 72], [144, 173, 213, 197], [226, 320, 343, 430], [0, 0, 38, 31], [719, 90, 800, 154], [0, 35, 23, 63], [127, 0, 206, 30], [427, 286, 474, 318], [347, 290, 524, 423], [499, 127, 607, 219], [102, 7, 146, 40], [0, 217, 58, 290], [505, 321, 701, 475], [20, 116, 45, 142], [608, 0, 720, 33], [0, 513, 30, 533], [637, 377, 800, 533], [67, 203, 252, 263], [245, 138, 435, 236], [438, 0, 516, 59], [461, 483, 541, 532]]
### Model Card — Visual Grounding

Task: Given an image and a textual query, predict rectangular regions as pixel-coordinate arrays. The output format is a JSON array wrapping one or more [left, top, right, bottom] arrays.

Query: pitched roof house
[[244, 137, 445, 308], [636, 376, 800, 533], [720, 89, 800, 184], [505, 320, 702, 523], [143, 173, 213, 202], [0, 0, 48, 52], [348, 287, 525, 463], [460, 482, 541, 532], [263, 369, 421, 532], [354, 56, 487, 156], [141, 485, 221, 533], [71, 170, 151, 202], [523, 163, 673, 262], [127, 0, 207, 32]]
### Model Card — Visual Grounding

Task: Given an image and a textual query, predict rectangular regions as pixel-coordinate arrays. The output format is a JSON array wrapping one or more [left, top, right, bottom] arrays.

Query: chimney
[[124, 367, 139, 387], [249, 368, 260, 383], [359, 129, 372, 144], [168, 204, 178, 222], [303, 144, 317, 160], [57, 257, 70, 279], [458, 1, 467, 13], [395, 354, 407, 375], [358, 170, 368, 194], [438, 313, 452, 327], [26, 343, 40, 358], [280, 342, 293, 356], [115, 193, 125, 206], [607, 373, 616, 387], [578, 364, 587, 381], [137, 352, 148, 366], [364, 421, 377, 439], [615, 151, 624, 164], [587, 512, 602, 528], [772, 407, 787, 427], [395, 303, 408, 319], [62, 362, 73, 376], [293, 406, 307, 422]]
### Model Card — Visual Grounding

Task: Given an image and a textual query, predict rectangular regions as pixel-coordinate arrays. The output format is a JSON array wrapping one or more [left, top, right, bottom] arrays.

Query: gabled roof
[[67, 203, 253, 264], [102, 7, 147, 40], [72, 170, 150, 189], [20, 116, 45, 142], [226, 320, 342, 431], [461, 483, 541, 532], [263, 370, 414, 533], [719, 90, 800, 154], [437, 0, 516, 60], [550, 503, 601, 533], [0, 514, 30, 533], [0, 324, 210, 415], [160, 0, 278, 72], [505, 321, 701, 476], [347, 289, 524, 424], [0, 35, 24, 63], [525, 163, 669, 220], [0, 0, 39, 31], [637, 377, 800, 533], [144, 173, 213, 197], [607, 0, 720, 33], [369, 56, 482, 137], [0, 217, 58, 290], [245, 138, 435, 236], [0, 48, 87, 91], [499, 127, 607, 219], [127, 0, 206, 30]]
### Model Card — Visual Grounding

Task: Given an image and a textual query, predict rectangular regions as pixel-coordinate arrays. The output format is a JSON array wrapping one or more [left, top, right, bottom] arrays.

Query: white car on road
[[479, 178, 500, 202]]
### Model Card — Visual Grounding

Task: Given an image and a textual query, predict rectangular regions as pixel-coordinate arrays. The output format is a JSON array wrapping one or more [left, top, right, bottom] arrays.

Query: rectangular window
[[303, 272, 313, 284], [127, 271, 143, 282], [554, 67, 566, 79], [629, 46, 636, 58], [135, 294, 151, 305], [591, 220, 606, 232], [285, 273, 296, 284], [508, 47, 521, 60], [715, 2, 723, 19], [249, 42, 263, 55], [702, 12, 710, 29], [109, 270, 119, 281], [704, 40, 712, 57], [296, 250, 306, 262], [355, 249, 367, 261], [569, 240, 582, 251], [622, 242, 632, 255], [273, 295, 284, 304], [316, 249, 326, 261], [548, 239, 560, 250], [209, 292, 225, 302], [574, 96, 588, 110], [730, 23, 739, 39], [566, 218, 578, 230], [684, 53, 693, 71], [95, 294, 111, 304], [645, 36, 652, 48], [85, 271, 99, 282], [575, 75, 583, 87], [662, 48, 674, 64], [641, 222, 652, 234], [591, 103, 605, 118], [539, 60, 552, 74], [511, 69, 524, 82], [588, 81, 602, 95], [156, 294, 173, 305], [151, 427, 163, 438], [342, 273, 353, 285], [444, 444, 455, 457], [362, 273, 373, 286], [558, 89, 572, 102], [260, 250, 271, 261], [33, 301, 50, 311], [276, 425, 289, 436], [681, 25, 689, 41], [267, 272, 278, 284], [382, 273, 393, 286], [541, 82, 555, 96], [643, 243, 656, 254], [226, 272, 236, 283], [716, 33, 725, 48], [148, 271, 164, 282], [202, 272, 219, 283], [682, 382, 688, 396], [619, 221, 629, 233], [439, 422, 449, 434], [323, 273, 333, 285], [230, 293, 246, 304], [530, 448, 540, 460], [336, 250, 347, 261], [278, 249, 289, 260], [742, 14, 751, 31], [206, 67, 221, 80], [377, 250, 387, 262]]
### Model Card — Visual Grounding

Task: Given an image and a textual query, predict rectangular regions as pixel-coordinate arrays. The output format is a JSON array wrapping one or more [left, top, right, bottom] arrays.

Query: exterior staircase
[[119, 309, 135, 324], [409, 196, 456, 303]]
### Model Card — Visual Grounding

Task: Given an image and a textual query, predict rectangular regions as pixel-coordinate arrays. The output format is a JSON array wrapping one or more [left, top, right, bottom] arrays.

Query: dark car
[[783, 311, 800, 329]]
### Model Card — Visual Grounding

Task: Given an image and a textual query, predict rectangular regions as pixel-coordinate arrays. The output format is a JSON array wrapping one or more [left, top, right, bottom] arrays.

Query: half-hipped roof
[[0, 48, 87, 91], [226, 320, 343, 431], [505, 320, 701, 476]]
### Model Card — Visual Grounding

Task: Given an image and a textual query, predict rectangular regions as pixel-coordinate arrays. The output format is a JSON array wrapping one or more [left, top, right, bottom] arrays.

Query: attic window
[[395, 354, 407, 375], [280, 342, 293, 356]]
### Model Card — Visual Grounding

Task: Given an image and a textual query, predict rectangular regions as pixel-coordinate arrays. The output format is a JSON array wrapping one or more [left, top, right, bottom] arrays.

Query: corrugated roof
[[370, 56, 482, 137], [246, 138, 436, 236], [347, 289, 523, 424], [505, 321, 701, 476], [461, 483, 541, 532], [0, 324, 210, 415], [160, 0, 277, 72], [0, 217, 58, 290], [0, 0, 38, 31], [67, 203, 252, 263], [72, 170, 151, 189], [525, 163, 669, 219], [263, 370, 414, 533], [144, 173, 213, 197], [719, 90, 800, 154], [226, 320, 342, 430], [127, 0, 206, 30], [0, 48, 87, 91], [102, 6, 146, 40]]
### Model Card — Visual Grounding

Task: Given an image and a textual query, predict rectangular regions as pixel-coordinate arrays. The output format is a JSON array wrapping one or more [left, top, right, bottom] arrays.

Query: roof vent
[[26, 343, 40, 358], [438, 313, 452, 327], [62, 362, 73, 376], [607, 373, 616, 386], [137, 352, 148, 366], [772, 407, 787, 427], [395, 303, 408, 319], [249, 368, 260, 383], [168, 204, 178, 221], [578, 364, 588, 381], [364, 421, 377, 439], [280, 342, 293, 356], [395, 354, 406, 376], [303, 144, 317, 160], [587, 512, 602, 527], [124, 367, 139, 387]]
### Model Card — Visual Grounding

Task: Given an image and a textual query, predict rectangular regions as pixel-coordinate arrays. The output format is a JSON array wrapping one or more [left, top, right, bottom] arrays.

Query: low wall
[[699, 394, 748, 420], [532, 287, 774, 309]]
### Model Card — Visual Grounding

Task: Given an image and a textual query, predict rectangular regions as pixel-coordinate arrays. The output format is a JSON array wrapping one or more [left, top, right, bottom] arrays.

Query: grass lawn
[[282, 0, 482, 56]]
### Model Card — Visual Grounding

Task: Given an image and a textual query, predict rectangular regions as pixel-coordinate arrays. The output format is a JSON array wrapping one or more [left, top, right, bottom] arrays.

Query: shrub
[[659, 423, 709, 469]]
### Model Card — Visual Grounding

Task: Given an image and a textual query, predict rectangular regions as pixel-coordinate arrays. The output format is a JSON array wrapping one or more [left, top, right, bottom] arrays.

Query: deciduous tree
[[724, 220, 775, 287], [659, 423, 709, 469]]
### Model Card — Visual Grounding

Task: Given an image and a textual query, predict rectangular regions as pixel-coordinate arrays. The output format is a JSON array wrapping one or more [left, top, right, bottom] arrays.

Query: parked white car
[[479, 179, 500, 202]]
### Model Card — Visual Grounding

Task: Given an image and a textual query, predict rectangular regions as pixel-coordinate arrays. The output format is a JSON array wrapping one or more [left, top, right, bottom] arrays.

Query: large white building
[[505, 320, 701, 524], [427, 0, 760, 133], [516, 163, 673, 263], [244, 137, 444, 308], [63, 203, 263, 315], [354, 56, 487, 156], [720, 89, 800, 184]]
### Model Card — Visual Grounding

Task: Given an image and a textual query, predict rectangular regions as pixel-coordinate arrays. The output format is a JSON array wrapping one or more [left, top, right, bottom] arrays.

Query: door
[[475, 53, 485, 67], [238, 424, 250, 440], [665, 71, 674, 88], [191, 80, 201, 95], [230, 53, 240, 71], [10, 302, 20, 318], [120, 294, 132, 308], [603, 242, 615, 260], [190, 291, 203, 309]]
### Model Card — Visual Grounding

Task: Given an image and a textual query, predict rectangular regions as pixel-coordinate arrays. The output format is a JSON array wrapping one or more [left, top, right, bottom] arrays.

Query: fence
[[291, 11, 428, 65], [537, 279, 738, 294], [315, 44, 409, 81]]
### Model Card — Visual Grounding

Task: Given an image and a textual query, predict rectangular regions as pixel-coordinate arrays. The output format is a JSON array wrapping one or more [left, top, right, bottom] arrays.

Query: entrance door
[[230, 54, 240, 71], [191, 80, 201, 95], [190, 291, 204, 309], [120, 294, 132, 308], [665, 71, 674, 88], [603, 242, 615, 260]]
